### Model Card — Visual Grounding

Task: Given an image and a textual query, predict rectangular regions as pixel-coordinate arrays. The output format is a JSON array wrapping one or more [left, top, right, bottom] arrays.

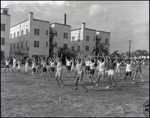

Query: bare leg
[[139, 73, 144, 82], [55, 73, 60, 85], [75, 75, 79, 89]]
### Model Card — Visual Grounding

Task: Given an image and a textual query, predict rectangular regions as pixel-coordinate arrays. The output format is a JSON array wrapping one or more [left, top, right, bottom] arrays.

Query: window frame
[[85, 45, 89, 51], [34, 41, 39, 48], [86, 36, 89, 41], [1, 24, 5, 31], [1, 37, 5, 45]]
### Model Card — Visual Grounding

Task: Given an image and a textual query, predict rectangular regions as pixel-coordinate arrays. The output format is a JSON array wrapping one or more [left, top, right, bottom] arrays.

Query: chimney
[[29, 12, 33, 20], [64, 14, 66, 25], [81, 22, 86, 30]]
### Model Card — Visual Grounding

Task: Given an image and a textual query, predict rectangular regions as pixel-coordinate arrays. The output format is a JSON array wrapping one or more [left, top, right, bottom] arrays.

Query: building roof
[[85, 28, 96, 31], [71, 28, 81, 31], [33, 19, 50, 23], [10, 19, 29, 28], [96, 30, 111, 34], [50, 22, 71, 27], [1, 13, 10, 16]]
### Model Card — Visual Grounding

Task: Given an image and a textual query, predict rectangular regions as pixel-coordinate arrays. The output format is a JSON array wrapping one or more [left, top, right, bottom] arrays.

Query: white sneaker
[[142, 79, 144, 82], [94, 81, 96, 83], [106, 86, 110, 89], [95, 84, 98, 86], [132, 82, 135, 84]]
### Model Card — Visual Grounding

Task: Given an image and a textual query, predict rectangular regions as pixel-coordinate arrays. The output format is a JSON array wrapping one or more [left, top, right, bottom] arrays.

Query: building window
[[10, 34, 12, 39], [34, 28, 40, 35], [26, 41, 28, 47], [17, 42, 19, 49], [55, 42, 57, 47], [71, 46, 74, 51], [21, 30, 24, 35], [46, 30, 48, 35], [10, 44, 12, 49], [14, 33, 16, 38], [63, 44, 68, 49], [72, 37, 75, 41], [46, 42, 48, 47], [105, 38, 109, 44], [34, 41, 39, 47], [1, 51, 5, 58], [21, 42, 23, 48], [26, 28, 28, 34], [13, 43, 15, 49], [78, 46, 80, 51], [3, 10, 8, 14], [17, 31, 19, 37], [1, 38, 5, 45], [1, 24, 5, 31], [55, 32, 57, 36], [78, 36, 80, 41], [93, 37, 95, 41], [64, 33, 68, 39], [86, 36, 89, 41], [85, 46, 89, 51]]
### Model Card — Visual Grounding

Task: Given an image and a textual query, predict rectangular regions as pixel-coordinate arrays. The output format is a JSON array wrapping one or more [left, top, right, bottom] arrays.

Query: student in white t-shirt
[[4, 58, 10, 73], [12, 55, 17, 74], [123, 59, 134, 83], [31, 58, 36, 79], [89, 56, 96, 83], [65, 57, 72, 78], [17, 58, 22, 76], [74, 54, 87, 92]]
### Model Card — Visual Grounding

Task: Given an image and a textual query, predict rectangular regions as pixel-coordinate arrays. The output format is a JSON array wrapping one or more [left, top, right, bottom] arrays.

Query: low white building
[[71, 22, 111, 61], [50, 22, 71, 54], [9, 12, 50, 59], [1, 8, 10, 59]]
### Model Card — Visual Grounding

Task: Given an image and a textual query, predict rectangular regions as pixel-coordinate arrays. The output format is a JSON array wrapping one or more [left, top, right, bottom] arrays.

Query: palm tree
[[92, 35, 109, 56]]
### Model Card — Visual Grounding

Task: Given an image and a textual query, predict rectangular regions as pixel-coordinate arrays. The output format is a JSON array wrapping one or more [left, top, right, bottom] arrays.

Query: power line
[[128, 40, 133, 59]]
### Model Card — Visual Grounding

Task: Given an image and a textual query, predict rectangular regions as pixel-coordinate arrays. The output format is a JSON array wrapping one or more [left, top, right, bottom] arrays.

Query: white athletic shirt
[[17, 61, 21, 67], [85, 60, 90, 66], [126, 64, 132, 72], [116, 62, 121, 69], [66, 59, 72, 66], [51, 61, 55, 67], [98, 60, 105, 71], [76, 63, 83, 74], [13, 58, 16, 66], [5, 60, 10, 65], [25, 62, 29, 68], [42, 61, 46, 67], [56, 62, 62, 71], [90, 61, 95, 69], [32, 62, 36, 68]]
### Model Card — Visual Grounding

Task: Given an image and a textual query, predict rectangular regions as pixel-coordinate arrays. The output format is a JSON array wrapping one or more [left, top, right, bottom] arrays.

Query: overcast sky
[[1, 1, 149, 53]]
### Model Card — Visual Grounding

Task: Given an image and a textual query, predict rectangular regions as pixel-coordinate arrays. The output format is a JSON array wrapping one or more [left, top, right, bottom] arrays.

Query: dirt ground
[[1, 65, 149, 117]]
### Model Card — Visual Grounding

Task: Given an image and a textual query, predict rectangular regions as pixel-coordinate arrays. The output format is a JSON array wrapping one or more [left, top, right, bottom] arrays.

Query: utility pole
[[128, 40, 132, 60]]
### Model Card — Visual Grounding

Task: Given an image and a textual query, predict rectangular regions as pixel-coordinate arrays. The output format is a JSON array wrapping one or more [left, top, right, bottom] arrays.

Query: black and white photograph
[[1, 1, 149, 117]]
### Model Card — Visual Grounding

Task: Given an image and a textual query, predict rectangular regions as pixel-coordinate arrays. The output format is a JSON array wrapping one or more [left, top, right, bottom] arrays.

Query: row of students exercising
[[4, 53, 146, 92]]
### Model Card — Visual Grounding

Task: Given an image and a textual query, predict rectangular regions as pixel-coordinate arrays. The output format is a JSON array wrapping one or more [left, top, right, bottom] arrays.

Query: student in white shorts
[[95, 56, 109, 89], [4, 58, 10, 73], [108, 58, 117, 85], [25, 57, 29, 77], [12, 55, 17, 74], [17, 58, 22, 76], [85, 55, 90, 78], [55, 57, 65, 86], [74, 56, 88, 92], [115, 58, 124, 79]]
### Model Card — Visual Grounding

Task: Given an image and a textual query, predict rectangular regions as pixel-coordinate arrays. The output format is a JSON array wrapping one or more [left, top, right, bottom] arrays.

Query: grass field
[[1, 65, 149, 117]]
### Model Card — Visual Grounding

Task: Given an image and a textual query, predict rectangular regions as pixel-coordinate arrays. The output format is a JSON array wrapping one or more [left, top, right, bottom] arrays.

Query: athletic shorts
[[32, 68, 36, 72], [136, 67, 142, 73], [43, 67, 47, 72], [98, 70, 105, 76], [125, 71, 132, 77], [66, 66, 71, 70], [85, 66, 90, 71], [17, 66, 21, 70], [38, 65, 42, 69], [25, 67, 28, 72], [105, 70, 109, 74], [90, 69, 95, 74], [5, 65, 9, 68], [108, 69, 114, 76], [12, 65, 16, 68], [50, 67, 55, 72]]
